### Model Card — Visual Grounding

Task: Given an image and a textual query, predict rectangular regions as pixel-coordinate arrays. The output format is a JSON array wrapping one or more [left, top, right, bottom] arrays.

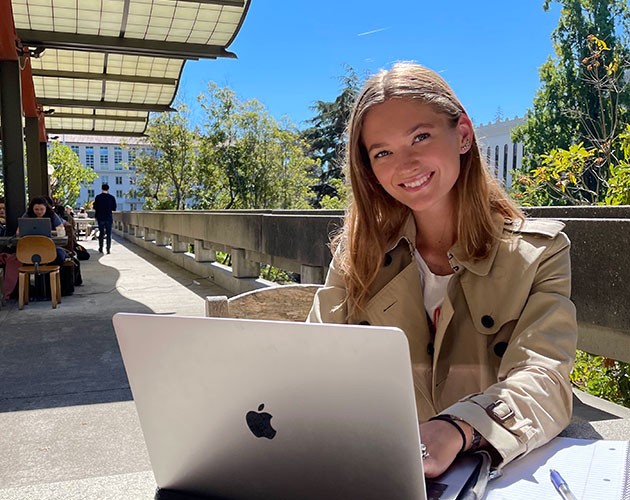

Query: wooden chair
[[16, 235, 62, 310], [205, 284, 322, 321]]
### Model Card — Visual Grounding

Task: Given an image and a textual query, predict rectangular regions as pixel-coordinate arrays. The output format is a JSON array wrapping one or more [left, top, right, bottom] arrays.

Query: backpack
[[74, 243, 90, 261]]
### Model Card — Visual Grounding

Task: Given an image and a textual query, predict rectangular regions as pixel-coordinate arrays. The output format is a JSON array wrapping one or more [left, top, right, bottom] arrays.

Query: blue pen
[[550, 469, 577, 500]]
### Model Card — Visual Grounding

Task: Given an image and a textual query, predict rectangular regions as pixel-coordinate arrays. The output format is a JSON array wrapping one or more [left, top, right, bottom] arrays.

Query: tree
[[128, 105, 198, 210], [512, 0, 630, 204], [302, 66, 360, 207], [197, 83, 316, 210], [48, 141, 98, 208]]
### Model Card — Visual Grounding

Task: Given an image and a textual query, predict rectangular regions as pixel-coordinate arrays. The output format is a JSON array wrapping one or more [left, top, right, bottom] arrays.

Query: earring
[[461, 139, 471, 153]]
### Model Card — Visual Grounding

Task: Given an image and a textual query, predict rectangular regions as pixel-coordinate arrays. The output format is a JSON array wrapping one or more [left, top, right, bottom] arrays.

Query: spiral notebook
[[485, 437, 630, 499]]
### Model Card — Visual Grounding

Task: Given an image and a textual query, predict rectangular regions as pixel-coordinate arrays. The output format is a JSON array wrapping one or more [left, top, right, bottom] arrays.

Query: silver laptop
[[113, 312, 427, 500], [18, 217, 52, 236]]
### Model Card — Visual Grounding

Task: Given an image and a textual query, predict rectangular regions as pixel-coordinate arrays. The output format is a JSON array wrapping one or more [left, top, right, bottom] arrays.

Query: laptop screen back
[[113, 313, 427, 500], [18, 217, 52, 237]]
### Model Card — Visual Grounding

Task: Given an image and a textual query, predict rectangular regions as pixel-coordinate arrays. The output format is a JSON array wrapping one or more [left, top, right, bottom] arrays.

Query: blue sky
[[176, 1, 562, 129]]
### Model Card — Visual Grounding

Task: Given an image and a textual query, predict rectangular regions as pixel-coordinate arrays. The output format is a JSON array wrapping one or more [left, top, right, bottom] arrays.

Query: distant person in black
[[93, 183, 117, 254]]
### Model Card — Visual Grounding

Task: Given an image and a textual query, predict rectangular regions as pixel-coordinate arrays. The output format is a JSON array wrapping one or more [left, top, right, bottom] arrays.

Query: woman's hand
[[420, 419, 471, 477]]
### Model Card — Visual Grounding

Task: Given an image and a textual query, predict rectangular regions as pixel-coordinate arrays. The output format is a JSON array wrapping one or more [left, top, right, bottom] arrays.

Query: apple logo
[[246, 403, 277, 439]]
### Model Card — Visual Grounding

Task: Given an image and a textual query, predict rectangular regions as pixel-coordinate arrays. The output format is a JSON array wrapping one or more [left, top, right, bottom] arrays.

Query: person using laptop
[[18, 196, 67, 265], [308, 63, 578, 478]]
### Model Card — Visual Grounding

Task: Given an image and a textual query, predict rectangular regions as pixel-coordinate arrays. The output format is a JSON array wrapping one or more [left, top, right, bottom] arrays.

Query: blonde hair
[[334, 63, 523, 318]]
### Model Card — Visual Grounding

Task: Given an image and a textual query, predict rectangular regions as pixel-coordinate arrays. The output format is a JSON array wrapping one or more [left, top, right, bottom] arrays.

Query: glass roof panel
[[12, 0, 249, 135]]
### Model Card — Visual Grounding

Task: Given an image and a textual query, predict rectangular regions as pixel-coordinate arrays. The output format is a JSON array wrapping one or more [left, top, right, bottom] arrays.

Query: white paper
[[485, 437, 629, 500]]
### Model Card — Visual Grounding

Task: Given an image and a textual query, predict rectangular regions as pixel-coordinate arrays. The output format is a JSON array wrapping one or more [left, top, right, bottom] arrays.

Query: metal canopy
[[11, 0, 250, 136]]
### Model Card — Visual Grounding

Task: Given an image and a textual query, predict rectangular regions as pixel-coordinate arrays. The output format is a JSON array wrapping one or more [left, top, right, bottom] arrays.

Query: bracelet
[[429, 414, 467, 454], [470, 427, 482, 451]]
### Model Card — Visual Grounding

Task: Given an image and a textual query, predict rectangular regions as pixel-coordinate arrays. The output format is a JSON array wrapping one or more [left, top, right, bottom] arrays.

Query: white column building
[[475, 117, 525, 188], [55, 135, 148, 211]]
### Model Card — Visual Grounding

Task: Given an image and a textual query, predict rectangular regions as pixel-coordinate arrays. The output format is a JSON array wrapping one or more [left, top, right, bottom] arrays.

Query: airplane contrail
[[357, 27, 391, 37]]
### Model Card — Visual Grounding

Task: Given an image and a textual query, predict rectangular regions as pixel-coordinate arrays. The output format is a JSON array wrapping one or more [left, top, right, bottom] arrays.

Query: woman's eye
[[374, 150, 390, 159], [413, 133, 430, 143]]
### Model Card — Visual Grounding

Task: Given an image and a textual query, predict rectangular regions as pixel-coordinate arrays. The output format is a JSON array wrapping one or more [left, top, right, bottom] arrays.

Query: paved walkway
[[0, 235, 231, 499]]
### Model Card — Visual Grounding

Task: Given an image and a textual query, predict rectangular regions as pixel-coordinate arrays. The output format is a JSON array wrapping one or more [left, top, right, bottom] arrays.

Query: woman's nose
[[397, 148, 420, 172]]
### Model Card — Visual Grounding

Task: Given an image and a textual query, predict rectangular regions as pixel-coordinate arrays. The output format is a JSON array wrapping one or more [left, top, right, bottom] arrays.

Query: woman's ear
[[458, 115, 474, 154]]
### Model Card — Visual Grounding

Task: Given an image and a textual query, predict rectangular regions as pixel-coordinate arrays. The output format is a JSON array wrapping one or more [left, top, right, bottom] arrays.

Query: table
[[74, 218, 95, 240], [0, 235, 68, 251]]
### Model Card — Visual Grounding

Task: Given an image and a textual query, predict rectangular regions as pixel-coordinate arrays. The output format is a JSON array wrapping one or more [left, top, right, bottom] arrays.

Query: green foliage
[[128, 105, 198, 210], [571, 350, 630, 407], [302, 66, 360, 207], [513, 0, 630, 204], [196, 83, 316, 209], [48, 141, 98, 207], [513, 122, 630, 206], [318, 178, 348, 209], [606, 124, 630, 204]]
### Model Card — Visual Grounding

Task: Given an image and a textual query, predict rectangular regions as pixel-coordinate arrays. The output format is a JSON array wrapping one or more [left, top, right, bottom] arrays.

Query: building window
[[100, 146, 109, 166], [116, 190, 123, 198], [88, 189, 95, 198], [130, 203, 137, 211], [486, 146, 491, 166], [512, 143, 518, 171], [503, 144, 509, 183], [101, 175, 109, 185], [70, 145, 80, 158], [85, 147, 94, 169], [494, 145, 500, 178], [115, 176, 123, 185]]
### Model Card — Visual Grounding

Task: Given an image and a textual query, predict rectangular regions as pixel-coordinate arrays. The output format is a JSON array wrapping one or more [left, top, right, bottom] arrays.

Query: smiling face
[[32, 203, 47, 218], [361, 98, 473, 218]]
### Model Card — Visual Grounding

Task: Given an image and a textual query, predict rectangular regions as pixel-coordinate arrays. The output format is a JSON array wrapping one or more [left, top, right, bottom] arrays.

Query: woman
[[21, 196, 66, 264], [308, 63, 577, 477]]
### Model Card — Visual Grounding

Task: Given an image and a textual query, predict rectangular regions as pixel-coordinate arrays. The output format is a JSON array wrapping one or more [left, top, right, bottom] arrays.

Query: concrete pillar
[[145, 228, 157, 242], [133, 226, 144, 238], [25, 117, 43, 199], [194, 239, 216, 262], [155, 230, 169, 246], [171, 234, 188, 253], [300, 264, 325, 284], [39, 141, 49, 196], [232, 248, 259, 278], [0, 60, 26, 234]]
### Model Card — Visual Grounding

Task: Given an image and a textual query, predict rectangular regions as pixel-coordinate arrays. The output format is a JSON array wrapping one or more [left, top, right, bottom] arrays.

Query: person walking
[[93, 183, 117, 254]]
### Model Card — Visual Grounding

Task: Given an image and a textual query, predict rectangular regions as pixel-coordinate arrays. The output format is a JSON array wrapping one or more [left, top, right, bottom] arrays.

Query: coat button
[[481, 315, 494, 328], [427, 342, 434, 356], [359, 320, 370, 325], [494, 342, 508, 357], [383, 253, 392, 267]]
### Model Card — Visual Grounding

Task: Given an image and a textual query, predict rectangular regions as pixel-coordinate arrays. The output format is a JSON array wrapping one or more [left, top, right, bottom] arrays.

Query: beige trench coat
[[307, 215, 578, 467]]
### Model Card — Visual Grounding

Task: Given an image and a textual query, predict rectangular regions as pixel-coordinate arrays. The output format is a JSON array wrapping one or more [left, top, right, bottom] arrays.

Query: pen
[[550, 469, 577, 500]]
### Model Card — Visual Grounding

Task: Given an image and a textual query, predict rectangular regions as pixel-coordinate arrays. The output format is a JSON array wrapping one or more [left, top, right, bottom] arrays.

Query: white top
[[414, 249, 453, 327]]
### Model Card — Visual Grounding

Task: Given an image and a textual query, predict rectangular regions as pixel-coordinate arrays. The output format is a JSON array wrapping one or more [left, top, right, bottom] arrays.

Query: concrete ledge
[[115, 229, 274, 295]]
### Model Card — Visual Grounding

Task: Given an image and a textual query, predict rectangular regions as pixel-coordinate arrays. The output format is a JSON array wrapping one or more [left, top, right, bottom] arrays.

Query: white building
[[475, 117, 525, 188], [55, 135, 149, 211]]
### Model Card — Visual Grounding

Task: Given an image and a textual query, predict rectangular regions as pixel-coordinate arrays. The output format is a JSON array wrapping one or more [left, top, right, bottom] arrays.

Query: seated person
[[308, 63, 578, 477], [18, 196, 66, 265], [0, 197, 5, 237]]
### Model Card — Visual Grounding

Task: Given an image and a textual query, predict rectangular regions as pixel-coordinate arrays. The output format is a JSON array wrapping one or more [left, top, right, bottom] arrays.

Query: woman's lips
[[400, 171, 433, 189]]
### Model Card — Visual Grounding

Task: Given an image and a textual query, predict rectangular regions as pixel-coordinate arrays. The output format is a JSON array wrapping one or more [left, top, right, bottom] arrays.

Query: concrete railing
[[113, 206, 630, 363]]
